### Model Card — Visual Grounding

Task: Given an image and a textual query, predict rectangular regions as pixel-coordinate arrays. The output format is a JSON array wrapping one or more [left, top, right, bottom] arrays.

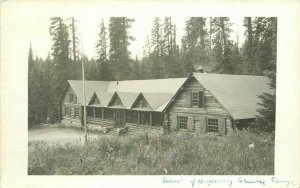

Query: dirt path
[[28, 127, 100, 146]]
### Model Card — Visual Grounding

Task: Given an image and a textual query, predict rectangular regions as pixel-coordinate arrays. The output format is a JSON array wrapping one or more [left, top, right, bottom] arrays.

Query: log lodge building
[[61, 72, 272, 135]]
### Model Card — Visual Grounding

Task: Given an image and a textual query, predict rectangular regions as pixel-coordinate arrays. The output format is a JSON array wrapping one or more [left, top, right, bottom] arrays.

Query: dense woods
[[28, 17, 277, 131]]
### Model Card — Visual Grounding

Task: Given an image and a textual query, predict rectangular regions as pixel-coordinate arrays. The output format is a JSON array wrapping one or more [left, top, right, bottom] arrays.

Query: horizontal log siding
[[87, 117, 114, 127], [62, 104, 81, 119], [168, 77, 230, 135], [126, 123, 163, 135]]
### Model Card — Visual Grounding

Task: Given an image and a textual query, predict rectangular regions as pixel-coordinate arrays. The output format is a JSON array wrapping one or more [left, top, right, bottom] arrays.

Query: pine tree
[[49, 17, 71, 121], [68, 17, 80, 79], [211, 17, 235, 73], [28, 43, 36, 128], [95, 19, 112, 80], [252, 17, 277, 75], [242, 17, 254, 74], [108, 17, 134, 80], [182, 17, 209, 74], [256, 70, 276, 132], [149, 17, 163, 78]]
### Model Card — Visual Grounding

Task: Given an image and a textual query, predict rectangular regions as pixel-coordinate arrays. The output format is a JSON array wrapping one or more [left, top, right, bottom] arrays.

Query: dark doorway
[[114, 109, 125, 128]]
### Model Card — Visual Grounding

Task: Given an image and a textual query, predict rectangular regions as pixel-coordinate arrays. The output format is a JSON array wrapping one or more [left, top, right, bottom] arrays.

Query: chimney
[[196, 65, 204, 73]]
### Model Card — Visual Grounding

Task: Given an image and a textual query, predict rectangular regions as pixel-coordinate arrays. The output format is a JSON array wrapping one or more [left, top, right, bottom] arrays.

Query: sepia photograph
[[27, 16, 276, 175]]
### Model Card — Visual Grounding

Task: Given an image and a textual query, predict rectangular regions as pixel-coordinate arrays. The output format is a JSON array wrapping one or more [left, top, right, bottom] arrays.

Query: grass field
[[28, 130, 274, 175]]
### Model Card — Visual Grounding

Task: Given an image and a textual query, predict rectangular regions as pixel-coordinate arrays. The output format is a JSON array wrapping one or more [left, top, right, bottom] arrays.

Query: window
[[95, 108, 102, 118], [192, 92, 199, 107], [207, 118, 218, 133], [191, 91, 204, 107], [178, 116, 188, 129], [69, 94, 74, 103], [75, 107, 80, 117]]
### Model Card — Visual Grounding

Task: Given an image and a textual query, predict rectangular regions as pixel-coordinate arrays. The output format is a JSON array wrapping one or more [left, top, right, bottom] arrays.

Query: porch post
[[102, 108, 104, 119], [124, 110, 127, 123], [113, 110, 116, 127], [138, 111, 140, 124], [150, 112, 153, 126]]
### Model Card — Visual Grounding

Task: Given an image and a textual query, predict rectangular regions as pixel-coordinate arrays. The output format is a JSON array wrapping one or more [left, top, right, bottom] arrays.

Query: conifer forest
[[28, 17, 276, 132]]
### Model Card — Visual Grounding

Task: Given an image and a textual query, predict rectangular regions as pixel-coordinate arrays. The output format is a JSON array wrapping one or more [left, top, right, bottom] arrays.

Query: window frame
[[192, 92, 199, 107], [207, 118, 219, 133], [178, 115, 188, 129], [191, 91, 204, 108]]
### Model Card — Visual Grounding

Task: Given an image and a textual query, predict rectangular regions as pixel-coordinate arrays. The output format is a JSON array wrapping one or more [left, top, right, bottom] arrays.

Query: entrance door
[[114, 110, 125, 128]]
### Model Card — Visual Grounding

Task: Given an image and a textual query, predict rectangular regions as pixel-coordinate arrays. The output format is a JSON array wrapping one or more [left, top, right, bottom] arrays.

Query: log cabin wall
[[168, 77, 232, 135], [62, 86, 81, 119]]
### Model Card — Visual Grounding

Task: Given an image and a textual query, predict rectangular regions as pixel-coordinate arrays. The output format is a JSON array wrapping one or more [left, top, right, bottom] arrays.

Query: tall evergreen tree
[[252, 17, 277, 75], [95, 19, 112, 80], [211, 17, 235, 73], [49, 17, 71, 121], [242, 17, 254, 74], [182, 17, 209, 74], [28, 43, 36, 127], [69, 17, 80, 79], [149, 17, 163, 78], [108, 17, 134, 80], [256, 70, 276, 132]]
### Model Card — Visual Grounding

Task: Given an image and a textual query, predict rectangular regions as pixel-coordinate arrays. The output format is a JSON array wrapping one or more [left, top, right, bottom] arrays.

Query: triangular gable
[[95, 91, 114, 107], [108, 92, 124, 108], [193, 73, 272, 120], [132, 93, 152, 110], [143, 93, 173, 111], [118, 92, 140, 109], [88, 93, 101, 106]]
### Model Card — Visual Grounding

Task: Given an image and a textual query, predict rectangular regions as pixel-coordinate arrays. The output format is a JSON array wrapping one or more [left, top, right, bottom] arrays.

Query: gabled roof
[[67, 78, 187, 111], [68, 80, 110, 105], [107, 92, 124, 108], [88, 93, 101, 106], [117, 92, 140, 109], [132, 93, 152, 110], [94, 91, 114, 107], [193, 73, 273, 120], [143, 93, 173, 111], [106, 78, 186, 94]]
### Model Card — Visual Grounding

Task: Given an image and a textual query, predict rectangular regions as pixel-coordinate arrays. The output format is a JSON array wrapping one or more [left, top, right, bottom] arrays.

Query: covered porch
[[85, 106, 164, 128]]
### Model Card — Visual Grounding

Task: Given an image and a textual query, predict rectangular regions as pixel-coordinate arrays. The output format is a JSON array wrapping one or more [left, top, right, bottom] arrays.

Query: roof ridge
[[193, 72, 267, 78]]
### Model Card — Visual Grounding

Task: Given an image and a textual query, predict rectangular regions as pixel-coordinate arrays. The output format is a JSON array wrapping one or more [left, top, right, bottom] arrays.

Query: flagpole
[[81, 33, 88, 144]]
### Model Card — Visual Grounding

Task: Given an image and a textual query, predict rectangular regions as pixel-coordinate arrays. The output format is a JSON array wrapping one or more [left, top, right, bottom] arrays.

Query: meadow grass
[[28, 131, 274, 175]]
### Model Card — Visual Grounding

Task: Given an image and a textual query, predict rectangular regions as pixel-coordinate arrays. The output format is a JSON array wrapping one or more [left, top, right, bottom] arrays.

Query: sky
[[29, 16, 244, 60]]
